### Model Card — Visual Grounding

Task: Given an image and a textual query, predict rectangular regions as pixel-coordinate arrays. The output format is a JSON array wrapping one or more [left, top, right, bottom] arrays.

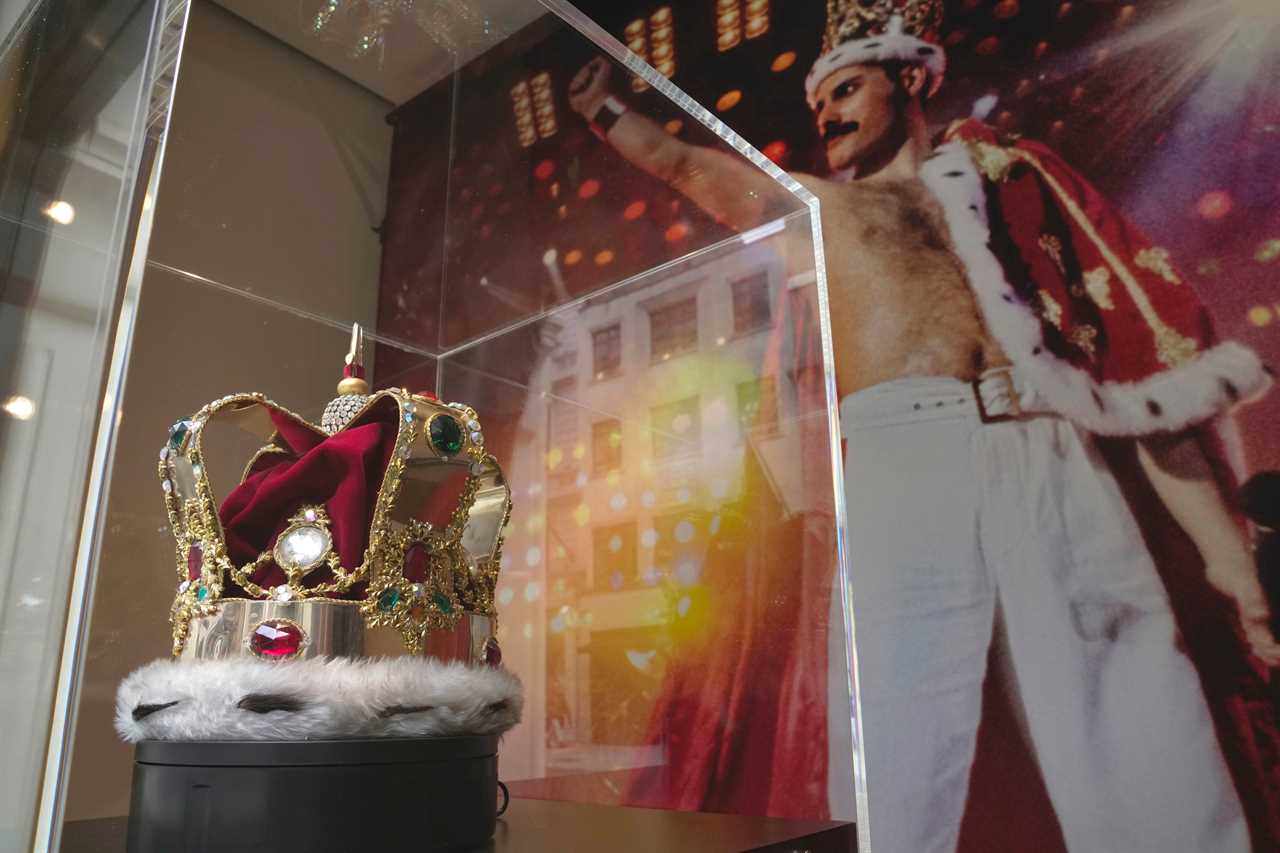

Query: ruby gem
[[249, 620, 305, 659], [187, 544, 203, 581], [403, 542, 429, 582]]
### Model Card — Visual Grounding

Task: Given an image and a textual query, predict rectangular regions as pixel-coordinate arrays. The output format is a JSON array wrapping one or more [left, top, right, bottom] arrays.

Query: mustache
[[822, 119, 860, 141]]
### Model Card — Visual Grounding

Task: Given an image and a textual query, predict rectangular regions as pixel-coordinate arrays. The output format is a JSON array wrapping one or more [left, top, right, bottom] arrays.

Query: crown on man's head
[[158, 324, 511, 665], [806, 0, 947, 108]]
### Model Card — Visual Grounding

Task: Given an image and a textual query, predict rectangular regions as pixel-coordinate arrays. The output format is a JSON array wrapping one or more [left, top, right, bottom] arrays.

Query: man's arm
[[1138, 430, 1280, 666], [568, 57, 788, 233]]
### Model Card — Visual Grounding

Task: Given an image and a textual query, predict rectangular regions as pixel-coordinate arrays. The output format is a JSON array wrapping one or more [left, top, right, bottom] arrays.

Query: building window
[[651, 396, 701, 459], [736, 377, 778, 433], [649, 297, 697, 361], [592, 324, 622, 380], [592, 418, 623, 476], [593, 522, 638, 591], [731, 271, 771, 335]]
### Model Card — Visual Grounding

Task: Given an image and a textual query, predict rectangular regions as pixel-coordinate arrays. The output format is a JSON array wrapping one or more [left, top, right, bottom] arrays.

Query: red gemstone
[[187, 544, 203, 581], [483, 637, 502, 668], [249, 620, 305, 659], [403, 542, 429, 582]]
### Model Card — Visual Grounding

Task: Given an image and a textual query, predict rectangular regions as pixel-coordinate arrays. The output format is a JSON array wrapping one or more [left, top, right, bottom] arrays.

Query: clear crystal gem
[[411, 583, 426, 598], [304, 509, 317, 522], [160, 446, 170, 462], [178, 580, 190, 594], [471, 431, 484, 445], [161, 479, 173, 494], [273, 586, 294, 602], [278, 525, 327, 569], [470, 462, 485, 476]]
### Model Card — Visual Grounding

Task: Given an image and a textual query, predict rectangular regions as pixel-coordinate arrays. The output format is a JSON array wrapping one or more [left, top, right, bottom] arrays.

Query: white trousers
[[839, 375, 1250, 853]]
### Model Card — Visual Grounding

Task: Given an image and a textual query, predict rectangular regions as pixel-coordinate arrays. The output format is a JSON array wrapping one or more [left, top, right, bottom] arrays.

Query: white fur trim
[[919, 141, 1272, 437], [116, 657, 522, 742], [805, 35, 946, 108]]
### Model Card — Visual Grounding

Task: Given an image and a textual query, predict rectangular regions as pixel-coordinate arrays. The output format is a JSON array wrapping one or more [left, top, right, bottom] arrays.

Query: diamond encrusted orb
[[321, 393, 371, 435], [429, 414, 465, 455], [274, 524, 330, 572], [249, 620, 305, 659]]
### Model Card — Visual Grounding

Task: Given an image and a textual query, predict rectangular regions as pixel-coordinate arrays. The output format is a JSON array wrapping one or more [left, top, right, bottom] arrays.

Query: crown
[[157, 324, 512, 664], [806, 0, 947, 107]]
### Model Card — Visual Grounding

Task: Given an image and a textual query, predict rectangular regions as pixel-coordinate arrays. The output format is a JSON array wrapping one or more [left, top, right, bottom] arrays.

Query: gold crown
[[158, 325, 511, 662], [820, 0, 944, 54]]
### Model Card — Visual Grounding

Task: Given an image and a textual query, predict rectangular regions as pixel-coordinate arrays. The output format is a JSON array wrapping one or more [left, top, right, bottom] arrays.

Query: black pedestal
[[126, 736, 499, 853]]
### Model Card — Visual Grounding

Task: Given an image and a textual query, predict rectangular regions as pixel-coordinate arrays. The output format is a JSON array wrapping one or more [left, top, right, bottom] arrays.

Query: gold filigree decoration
[[1135, 246, 1182, 285], [1039, 234, 1065, 274], [1083, 267, 1115, 310]]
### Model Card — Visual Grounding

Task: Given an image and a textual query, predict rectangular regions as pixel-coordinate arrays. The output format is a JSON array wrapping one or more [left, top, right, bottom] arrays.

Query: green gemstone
[[433, 592, 453, 614], [168, 419, 193, 452], [195, 584, 209, 602], [429, 415, 464, 455], [378, 588, 401, 611]]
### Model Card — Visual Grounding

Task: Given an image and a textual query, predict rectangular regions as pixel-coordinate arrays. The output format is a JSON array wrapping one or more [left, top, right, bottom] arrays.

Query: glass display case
[[0, 0, 853, 849]]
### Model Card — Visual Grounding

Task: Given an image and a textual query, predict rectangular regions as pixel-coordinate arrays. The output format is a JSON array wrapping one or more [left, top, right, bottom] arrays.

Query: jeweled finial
[[322, 323, 373, 434]]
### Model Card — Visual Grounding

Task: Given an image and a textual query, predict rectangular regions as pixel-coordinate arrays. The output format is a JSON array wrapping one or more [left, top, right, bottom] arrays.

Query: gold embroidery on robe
[[1038, 292, 1064, 329], [1135, 246, 1181, 285], [967, 141, 1017, 182], [985, 146, 1199, 368], [1083, 267, 1115, 310], [1038, 234, 1065, 274], [1068, 325, 1098, 358]]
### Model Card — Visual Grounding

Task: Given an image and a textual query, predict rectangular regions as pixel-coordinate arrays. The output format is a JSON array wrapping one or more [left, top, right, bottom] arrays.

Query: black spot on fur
[[1264, 364, 1275, 377], [133, 700, 179, 721], [944, 170, 964, 177], [378, 705, 435, 718], [918, 46, 935, 55], [237, 693, 306, 714], [864, 41, 882, 49], [1222, 378, 1239, 401], [487, 700, 511, 714], [1032, 346, 1042, 355], [1091, 389, 1105, 411], [1146, 399, 1162, 416]]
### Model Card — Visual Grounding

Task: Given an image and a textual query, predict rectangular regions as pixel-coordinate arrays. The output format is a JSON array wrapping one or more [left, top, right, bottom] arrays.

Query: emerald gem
[[195, 584, 209, 602], [433, 592, 453, 614], [168, 419, 193, 452], [429, 415, 464, 455], [378, 588, 401, 611]]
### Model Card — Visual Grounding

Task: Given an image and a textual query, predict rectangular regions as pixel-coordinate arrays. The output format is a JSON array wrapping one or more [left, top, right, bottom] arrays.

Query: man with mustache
[[570, 2, 1275, 849]]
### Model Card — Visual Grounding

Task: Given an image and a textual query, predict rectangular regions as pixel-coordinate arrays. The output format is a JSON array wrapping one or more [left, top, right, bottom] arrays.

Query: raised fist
[[569, 56, 612, 119]]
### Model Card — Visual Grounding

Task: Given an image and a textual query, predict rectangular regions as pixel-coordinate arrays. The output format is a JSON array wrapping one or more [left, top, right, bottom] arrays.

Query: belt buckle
[[973, 371, 1022, 424]]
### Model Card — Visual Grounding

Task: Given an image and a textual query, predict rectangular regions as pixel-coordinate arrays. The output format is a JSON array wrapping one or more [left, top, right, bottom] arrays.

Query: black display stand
[[126, 736, 499, 853]]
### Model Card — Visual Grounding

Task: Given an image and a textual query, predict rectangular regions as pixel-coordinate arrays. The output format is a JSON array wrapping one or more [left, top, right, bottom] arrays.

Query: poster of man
[[376, 1, 1280, 849]]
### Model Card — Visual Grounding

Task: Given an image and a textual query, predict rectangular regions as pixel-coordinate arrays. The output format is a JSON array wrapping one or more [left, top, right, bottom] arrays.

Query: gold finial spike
[[336, 322, 371, 396]]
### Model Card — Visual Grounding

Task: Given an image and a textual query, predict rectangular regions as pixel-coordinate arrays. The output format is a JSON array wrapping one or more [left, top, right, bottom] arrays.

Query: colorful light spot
[[675, 521, 696, 543], [1196, 190, 1233, 221], [641, 528, 658, 548], [664, 119, 684, 135], [564, 249, 583, 266], [665, 222, 689, 242], [595, 249, 615, 266], [1248, 306, 1273, 327], [771, 51, 796, 72], [578, 179, 601, 200], [762, 140, 788, 163], [524, 582, 541, 602], [574, 504, 591, 527], [1255, 238, 1280, 264], [534, 159, 555, 180], [623, 200, 648, 221], [525, 547, 542, 567], [716, 90, 742, 111]]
